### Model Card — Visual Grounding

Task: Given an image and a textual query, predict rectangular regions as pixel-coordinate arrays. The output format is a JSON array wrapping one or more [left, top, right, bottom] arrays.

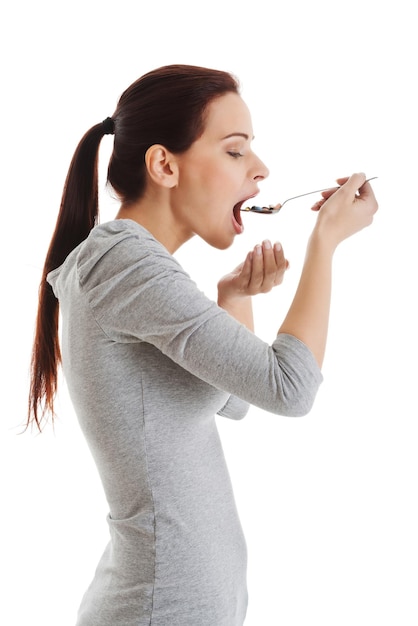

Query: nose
[[251, 153, 269, 181]]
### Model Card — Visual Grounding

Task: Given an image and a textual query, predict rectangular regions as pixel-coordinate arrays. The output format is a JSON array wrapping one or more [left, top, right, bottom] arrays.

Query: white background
[[1, 1, 417, 624]]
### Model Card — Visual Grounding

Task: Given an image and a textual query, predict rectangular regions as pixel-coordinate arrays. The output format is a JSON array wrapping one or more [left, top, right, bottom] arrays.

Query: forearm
[[279, 174, 378, 367], [217, 294, 254, 332], [278, 230, 334, 369]]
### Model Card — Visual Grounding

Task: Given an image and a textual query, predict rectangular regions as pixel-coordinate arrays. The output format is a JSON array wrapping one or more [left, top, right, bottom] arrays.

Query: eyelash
[[227, 151, 244, 159]]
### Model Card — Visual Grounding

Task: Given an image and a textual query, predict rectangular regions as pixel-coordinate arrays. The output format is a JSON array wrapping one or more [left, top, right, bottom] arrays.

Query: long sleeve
[[49, 220, 322, 417]]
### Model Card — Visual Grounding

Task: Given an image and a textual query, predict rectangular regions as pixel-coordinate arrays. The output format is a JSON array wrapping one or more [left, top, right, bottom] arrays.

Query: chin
[[208, 235, 235, 251]]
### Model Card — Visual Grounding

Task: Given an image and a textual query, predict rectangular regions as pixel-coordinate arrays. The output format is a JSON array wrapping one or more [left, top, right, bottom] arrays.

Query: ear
[[145, 144, 179, 188]]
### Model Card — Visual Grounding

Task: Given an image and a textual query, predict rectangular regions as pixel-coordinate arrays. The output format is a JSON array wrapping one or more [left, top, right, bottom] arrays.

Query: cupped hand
[[217, 239, 289, 300], [310, 173, 378, 249]]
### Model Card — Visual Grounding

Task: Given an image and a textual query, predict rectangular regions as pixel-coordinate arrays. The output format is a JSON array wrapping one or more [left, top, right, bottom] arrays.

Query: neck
[[115, 196, 193, 254]]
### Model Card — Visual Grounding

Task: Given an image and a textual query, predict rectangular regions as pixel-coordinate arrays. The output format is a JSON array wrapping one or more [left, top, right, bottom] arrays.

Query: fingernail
[[263, 239, 272, 250], [255, 244, 262, 255], [274, 242, 282, 251]]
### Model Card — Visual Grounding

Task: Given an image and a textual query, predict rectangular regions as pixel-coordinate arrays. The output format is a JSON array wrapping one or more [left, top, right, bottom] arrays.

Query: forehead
[[202, 92, 254, 138]]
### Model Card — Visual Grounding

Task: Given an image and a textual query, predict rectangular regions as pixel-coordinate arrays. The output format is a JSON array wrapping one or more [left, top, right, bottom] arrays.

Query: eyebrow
[[221, 132, 254, 141]]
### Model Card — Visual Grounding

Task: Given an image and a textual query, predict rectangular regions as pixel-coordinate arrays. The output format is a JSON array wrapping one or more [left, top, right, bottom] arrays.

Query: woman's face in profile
[[170, 92, 269, 250]]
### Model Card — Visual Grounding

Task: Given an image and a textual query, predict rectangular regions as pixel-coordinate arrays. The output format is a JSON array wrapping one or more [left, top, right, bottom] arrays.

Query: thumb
[[336, 172, 367, 195]]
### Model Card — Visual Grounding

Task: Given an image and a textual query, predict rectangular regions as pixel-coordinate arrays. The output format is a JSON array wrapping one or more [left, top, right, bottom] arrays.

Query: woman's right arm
[[278, 173, 378, 368]]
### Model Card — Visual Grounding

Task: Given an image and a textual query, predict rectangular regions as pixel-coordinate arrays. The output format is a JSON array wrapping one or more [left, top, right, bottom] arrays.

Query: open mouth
[[232, 194, 258, 233], [233, 201, 244, 228]]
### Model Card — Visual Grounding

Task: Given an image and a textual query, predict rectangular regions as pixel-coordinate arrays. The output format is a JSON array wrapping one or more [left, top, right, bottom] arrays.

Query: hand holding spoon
[[241, 177, 378, 214]]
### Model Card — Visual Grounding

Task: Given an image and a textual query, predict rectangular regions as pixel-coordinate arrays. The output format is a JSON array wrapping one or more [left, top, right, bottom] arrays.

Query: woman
[[28, 64, 378, 625]]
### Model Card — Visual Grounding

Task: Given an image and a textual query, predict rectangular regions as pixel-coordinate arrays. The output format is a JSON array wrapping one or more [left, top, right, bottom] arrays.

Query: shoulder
[[77, 219, 185, 288]]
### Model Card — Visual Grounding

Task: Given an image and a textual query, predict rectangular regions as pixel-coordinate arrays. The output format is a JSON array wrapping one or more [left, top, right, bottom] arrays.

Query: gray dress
[[48, 219, 323, 626]]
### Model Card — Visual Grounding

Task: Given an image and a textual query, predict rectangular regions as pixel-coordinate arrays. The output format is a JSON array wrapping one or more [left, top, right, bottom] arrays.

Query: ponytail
[[27, 64, 239, 430], [27, 118, 114, 430]]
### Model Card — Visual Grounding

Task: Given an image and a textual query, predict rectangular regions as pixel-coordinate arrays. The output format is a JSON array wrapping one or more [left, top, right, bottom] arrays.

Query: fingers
[[356, 177, 378, 204], [313, 172, 378, 247], [311, 185, 339, 211], [356, 178, 379, 223], [273, 242, 290, 282], [237, 251, 253, 286], [311, 184, 341, 211], [336, 172, 366, 191], [246, 239, 288, 293], [334, 174, 378, 217], [311, 173, 375, 212]]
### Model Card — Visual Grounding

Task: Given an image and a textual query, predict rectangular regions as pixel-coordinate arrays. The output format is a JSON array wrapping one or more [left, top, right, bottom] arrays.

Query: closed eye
[[227, 151, 244, 158]]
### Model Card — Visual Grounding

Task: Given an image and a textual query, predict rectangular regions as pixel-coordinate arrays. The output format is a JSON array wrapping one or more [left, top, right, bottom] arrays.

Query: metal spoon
[[241, 177, 378, 214]]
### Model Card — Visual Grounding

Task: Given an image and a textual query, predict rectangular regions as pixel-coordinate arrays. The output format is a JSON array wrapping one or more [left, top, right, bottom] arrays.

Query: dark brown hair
[[27, 64, 239, 430]]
